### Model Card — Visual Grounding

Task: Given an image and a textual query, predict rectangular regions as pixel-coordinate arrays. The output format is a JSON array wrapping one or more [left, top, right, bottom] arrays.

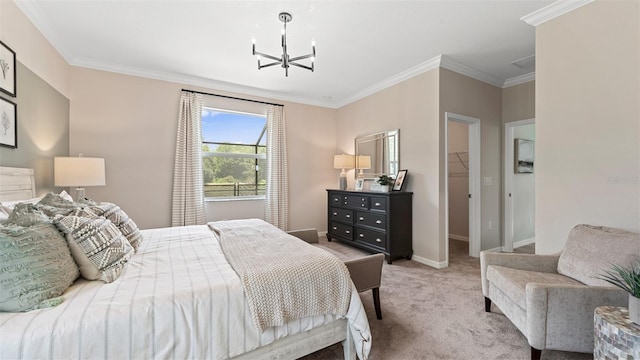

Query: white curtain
[[171, 91, 205, 226], [265, 105, 289, 230]]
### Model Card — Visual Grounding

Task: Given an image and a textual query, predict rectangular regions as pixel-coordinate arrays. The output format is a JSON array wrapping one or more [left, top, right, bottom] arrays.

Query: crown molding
[[439, 56, 504, 88], [13, 0, 74, 64], [503, 72, 536, 88], [335, 56, 442, 108], [71, 58, 333, 108], [521, 0, 595, 27]]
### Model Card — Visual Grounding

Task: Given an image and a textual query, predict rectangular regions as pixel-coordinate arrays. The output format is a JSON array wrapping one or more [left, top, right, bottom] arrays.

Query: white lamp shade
[[54, 157, 106, 187], [333, 154, 355, 170], [356, 155, 371, 170]]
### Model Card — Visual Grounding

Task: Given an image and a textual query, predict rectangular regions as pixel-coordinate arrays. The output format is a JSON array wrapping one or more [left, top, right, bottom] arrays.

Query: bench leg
[[531, 347, 542, 360], [484, 297, 492, 312], [372, 288, 382, 320]]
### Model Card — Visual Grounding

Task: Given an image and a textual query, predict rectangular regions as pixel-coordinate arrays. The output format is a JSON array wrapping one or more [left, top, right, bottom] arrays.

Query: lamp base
[[339, 175, 347, 190], [75, 187, 86, 201]]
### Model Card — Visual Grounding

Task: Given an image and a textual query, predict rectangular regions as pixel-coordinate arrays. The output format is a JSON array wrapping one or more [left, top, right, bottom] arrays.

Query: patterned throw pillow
[[37, 192, 83, 217], [54, 215, 134, 283], [4, 203, 51, 227], [80, 201, 142, 251], [0, 223, 79, 312]]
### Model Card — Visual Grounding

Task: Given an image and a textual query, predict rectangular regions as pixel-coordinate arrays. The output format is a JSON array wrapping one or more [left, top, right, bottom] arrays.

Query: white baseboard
[[318, 231, 328, 240], [484, 246, 503, 253], [412, 254, 448, 269], [449, 234, 469, 242], [514, 237, 535, 248]]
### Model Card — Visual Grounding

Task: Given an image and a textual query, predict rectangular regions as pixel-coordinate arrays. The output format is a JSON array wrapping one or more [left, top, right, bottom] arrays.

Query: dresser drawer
[[330, 222, 354, 240], [330, 207, 354, 223], [355, 227, 386, 250], [369, 197, 387, 212], [344, 195, 369, 209], [330, 194, 342, 205], [356, 211, 387, 230]]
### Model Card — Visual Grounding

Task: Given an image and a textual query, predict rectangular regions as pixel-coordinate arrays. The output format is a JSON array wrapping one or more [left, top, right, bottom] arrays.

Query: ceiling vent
[[510, 54, 535, 70]]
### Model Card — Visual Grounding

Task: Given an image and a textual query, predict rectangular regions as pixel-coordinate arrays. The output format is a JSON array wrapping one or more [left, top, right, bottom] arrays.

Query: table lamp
[[333, 154, 354, 190], [54, 155, 106, 200], [356, 155, 371, 177]]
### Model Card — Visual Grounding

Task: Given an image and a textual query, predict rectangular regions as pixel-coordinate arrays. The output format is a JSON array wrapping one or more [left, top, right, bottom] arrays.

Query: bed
[[0, 166, 371, 360]]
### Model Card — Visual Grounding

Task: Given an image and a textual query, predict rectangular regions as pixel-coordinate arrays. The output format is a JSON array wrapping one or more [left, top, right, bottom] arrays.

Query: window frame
[[201, 107, 267, 201]]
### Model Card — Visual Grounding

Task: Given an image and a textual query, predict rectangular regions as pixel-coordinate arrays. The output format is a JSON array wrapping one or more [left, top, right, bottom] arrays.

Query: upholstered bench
[[480, 224, 640, 360], [288, 228, 384, 319]]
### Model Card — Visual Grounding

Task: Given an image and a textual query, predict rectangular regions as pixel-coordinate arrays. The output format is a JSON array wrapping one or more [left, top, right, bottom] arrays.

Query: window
[[201, 107, 267, 199]]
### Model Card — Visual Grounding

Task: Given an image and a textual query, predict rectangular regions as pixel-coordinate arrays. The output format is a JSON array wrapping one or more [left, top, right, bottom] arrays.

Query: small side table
[[594, 306, 640, 359]]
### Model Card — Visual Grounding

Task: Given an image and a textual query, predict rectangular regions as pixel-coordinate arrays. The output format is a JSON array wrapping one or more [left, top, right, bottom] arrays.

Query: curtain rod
[[181, 89, 284, 107]]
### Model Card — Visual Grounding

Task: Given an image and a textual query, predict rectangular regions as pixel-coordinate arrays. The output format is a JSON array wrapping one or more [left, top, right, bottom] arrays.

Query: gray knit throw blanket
[[209, 219, 352, 332]]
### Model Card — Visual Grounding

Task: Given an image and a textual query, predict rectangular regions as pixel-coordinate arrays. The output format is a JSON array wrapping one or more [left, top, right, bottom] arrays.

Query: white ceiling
[[16, 0, 553, 108]]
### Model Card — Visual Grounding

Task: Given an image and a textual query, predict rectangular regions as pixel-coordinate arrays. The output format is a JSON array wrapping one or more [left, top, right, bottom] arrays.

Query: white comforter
[[0, 225, 371, 359]]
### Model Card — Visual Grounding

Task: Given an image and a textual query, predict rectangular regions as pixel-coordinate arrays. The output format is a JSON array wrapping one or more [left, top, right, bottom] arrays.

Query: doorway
[[445, 112, 481, 265], [503, 119, 535, 252]]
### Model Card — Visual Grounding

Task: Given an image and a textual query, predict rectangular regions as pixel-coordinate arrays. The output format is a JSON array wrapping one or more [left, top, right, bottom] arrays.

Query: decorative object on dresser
[[393, 169, 408, 191], [333, 154, 354, 190], [327, 189, 412, 264], [370, 174, 394, 192], [0, 97, 17, 148], [0, 40, 16, 97], [54, 155, 106, 200]]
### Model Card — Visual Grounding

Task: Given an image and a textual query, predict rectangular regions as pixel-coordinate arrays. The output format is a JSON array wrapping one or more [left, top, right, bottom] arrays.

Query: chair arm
[[480, 251, 560, 296], [344, 253, 384, 292], [525, 283, 627, 352]]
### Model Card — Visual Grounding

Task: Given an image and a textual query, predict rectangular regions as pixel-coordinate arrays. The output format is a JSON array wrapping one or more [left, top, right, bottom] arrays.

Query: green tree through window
[[202, 108, 267, 198]]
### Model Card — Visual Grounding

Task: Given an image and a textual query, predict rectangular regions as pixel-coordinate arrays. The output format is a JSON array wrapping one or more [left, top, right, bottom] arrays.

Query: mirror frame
[[354, 129, 399, 179]]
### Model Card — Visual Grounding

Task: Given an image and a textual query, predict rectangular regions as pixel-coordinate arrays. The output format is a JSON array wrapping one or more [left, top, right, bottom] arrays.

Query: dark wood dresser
[[326, 189, 413, 264]]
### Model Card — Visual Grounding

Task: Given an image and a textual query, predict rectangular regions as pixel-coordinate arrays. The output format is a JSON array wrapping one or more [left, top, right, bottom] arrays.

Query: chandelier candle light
[[252, 12, 315, 77]]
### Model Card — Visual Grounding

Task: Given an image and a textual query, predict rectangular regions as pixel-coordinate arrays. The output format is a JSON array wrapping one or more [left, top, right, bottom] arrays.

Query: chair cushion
[[557, 224, 640, 287], [486, 265, 582, 309]]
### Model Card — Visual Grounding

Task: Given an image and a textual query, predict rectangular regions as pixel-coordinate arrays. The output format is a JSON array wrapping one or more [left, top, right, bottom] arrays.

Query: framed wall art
[[392, 169, 408, 191], [515, 138, 534, 173], [0, 41, 16, 97], [0, 97, 17, 148]]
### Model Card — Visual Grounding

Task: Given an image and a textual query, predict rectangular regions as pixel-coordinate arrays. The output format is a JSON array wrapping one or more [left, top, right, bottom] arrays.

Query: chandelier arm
[[289, 62, 314, 71], [254, 51, 282, 62], [288, 54, 314, 62], [259, 61, 282, 69]]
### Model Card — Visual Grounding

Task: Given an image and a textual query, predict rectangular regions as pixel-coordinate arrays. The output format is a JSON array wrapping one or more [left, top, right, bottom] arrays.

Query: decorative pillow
[[0, 223, 79, 312], [4, 203, 51, 227], [58, 190, 74, 203], [80, 200, 142, 251], [54, 215, 134, 283], [37, 192, 83, 217], [0, 195, 44, 214]]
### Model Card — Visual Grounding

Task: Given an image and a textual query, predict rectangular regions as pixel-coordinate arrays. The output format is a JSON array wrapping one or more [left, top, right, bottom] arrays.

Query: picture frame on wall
[[392, 170, 408, 191], [515, 138, 534, 173], [0, 97, 17, 148], [0, 41, 16, 97]]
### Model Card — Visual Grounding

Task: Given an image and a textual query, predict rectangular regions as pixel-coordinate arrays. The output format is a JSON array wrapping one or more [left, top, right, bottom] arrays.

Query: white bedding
[[0, 225, 370, 359]]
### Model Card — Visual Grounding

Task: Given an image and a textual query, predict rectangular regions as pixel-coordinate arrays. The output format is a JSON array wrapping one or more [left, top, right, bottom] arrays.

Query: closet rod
[[181, 89, 284, 107]]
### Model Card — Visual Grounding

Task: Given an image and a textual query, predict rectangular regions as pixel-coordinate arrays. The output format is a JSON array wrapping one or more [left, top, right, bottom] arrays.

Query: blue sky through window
[[202, 108, 266, 145]]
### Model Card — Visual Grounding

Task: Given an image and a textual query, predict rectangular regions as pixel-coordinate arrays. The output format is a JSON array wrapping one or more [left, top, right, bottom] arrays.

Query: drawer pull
[[359, 234, 364, 238], [344, 202, 348, 205], [374, 202, 381, 207], [376, 238, 382, 243], [346, 214, 351, 218], [334, 198, 339, 202], [359, 217, 364, 221], [376, 220, 382, 224], [333, 212, 337, 216], [361, 198, 365, 201], [345, 230, 351, 234], [333, 226, 337, 230], [361, 204, 365, 207]]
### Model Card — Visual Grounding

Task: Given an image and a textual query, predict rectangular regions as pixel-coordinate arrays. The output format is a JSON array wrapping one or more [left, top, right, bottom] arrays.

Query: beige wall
[[440, 69, 503, 253], [535, 0, 640, 253], [336, 70, 441, 265], [69, 67, 337, 230], [0, 0, 70, 98], [502, 81, 535, 124]]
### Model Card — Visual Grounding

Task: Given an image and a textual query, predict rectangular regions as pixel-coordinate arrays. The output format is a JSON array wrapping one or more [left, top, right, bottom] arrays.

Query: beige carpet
[[301, 239, 592, 360]]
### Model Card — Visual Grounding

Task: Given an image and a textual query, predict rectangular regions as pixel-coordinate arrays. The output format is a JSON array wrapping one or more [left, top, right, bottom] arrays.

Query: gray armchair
[[481, 224, 640, 360]]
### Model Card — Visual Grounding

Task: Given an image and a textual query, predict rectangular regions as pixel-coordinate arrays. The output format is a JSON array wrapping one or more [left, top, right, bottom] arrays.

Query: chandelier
[[252, 12, 316, 77]]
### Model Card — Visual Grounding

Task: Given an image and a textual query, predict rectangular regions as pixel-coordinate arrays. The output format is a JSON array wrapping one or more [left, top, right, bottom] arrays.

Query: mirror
[[354, 129, 399, 179]]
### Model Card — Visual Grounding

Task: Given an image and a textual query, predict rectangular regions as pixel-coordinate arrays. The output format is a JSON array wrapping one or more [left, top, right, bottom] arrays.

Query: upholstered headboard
[[0, 167, 36, 202]]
